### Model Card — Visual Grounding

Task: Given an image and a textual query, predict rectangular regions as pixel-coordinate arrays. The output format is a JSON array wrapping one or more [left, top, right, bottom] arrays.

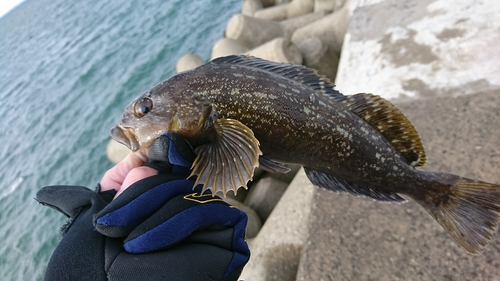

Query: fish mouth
[[110, 125, 140, 151]]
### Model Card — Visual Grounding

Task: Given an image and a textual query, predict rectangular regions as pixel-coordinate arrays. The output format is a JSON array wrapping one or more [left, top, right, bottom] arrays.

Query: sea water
[[0, 0, 240, 279]]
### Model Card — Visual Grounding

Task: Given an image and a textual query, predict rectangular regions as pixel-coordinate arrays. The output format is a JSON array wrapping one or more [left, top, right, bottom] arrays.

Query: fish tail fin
[[420, 175, 500, 254]]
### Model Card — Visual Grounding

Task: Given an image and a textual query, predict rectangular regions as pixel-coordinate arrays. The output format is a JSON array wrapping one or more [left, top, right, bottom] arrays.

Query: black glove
[[36, 133, 250, 281]]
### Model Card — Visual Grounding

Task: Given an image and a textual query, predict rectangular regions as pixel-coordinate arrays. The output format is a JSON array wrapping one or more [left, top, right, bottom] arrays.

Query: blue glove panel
[[123, 192, 250, 279], [146, 132, 195, 174], [167, 137, 193, 173], [125, 193, 248, 248], [95, 179, 199, 228]]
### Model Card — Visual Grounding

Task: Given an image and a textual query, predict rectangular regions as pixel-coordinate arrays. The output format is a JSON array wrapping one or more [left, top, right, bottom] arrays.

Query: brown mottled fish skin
[[111, 55, 500, 254]]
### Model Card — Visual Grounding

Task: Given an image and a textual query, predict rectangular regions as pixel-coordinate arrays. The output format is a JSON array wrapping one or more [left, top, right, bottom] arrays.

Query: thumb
[[100, 152, 145, 192]]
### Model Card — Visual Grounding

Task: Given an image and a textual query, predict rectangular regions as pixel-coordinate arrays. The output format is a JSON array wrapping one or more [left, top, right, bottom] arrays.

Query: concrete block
[[252, 166, 267, 182], [298, 36, 339, 82], [254, 3, 291, 21], [106, 139, 130, 164], [224, 197, 262, 239], [247, 37, 302, 64], [314, 0, 346, 13], [334, 0, 500, 100], [260, 0, 276, 7], [210, 38, 248, 60], [258, 0, 292, 8], [225, 14, 284, 49], [244, 177, 288, 222], [280, 11, 327, 39], [275, 0, 292, 4], [291, 1, 350, 55], [239, 168, 314, 280], [287, 0, 314, 18], [175, 54, 204, 73], [241, 0, 263, 16]]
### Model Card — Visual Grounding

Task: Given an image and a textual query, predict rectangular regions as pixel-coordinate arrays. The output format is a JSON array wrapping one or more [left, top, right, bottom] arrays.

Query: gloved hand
[[36, 133, 250, 281]]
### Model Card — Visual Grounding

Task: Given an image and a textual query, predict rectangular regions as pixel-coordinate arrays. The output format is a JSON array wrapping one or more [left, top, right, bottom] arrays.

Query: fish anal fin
[[304, 167, 406, 203], [259, 157, 291, 174], [189, 118, 262, 197], [341, 93, 426, 167], [210, 55, 346, 101]]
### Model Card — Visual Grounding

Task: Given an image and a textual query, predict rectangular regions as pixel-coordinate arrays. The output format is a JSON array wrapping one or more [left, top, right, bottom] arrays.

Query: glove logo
[[183, 193, 225, 204]]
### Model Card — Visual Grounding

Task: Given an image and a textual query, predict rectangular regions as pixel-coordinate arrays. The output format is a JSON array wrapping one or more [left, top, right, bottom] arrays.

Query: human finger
[[114, 166, 157, 198], [100, 152, 145, 192]]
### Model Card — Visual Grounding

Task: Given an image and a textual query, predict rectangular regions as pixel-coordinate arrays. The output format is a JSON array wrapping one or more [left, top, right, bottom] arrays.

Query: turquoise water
[[0, 0, 240, 279]]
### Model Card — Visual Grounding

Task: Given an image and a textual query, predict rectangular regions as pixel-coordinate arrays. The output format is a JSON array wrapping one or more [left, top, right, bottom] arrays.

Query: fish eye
[[133, 98, 153, 118]]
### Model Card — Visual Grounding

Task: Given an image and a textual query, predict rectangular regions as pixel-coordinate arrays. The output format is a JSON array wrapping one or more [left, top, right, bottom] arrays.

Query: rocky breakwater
[[177, 0, 351, 82]]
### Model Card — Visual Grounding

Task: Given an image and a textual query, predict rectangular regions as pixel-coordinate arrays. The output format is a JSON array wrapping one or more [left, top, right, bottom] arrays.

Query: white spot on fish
[[336, 125, 351, 139], [303, 106, 312, 115], [252, 92, 267, 99]]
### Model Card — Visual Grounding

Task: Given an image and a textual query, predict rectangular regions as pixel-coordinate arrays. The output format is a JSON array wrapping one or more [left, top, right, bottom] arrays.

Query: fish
[[110, 55, 500, 254]]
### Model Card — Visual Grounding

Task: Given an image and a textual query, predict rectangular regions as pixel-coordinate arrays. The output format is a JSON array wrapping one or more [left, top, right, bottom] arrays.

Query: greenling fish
[[111, 55, 500, 254]]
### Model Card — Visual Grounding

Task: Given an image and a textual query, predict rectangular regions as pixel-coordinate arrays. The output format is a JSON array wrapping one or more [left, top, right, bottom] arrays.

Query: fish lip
[[110, 125, 140, 151]]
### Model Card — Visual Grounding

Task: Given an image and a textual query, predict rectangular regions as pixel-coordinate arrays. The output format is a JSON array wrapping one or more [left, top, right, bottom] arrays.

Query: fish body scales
[[174, 64, 416, 194]]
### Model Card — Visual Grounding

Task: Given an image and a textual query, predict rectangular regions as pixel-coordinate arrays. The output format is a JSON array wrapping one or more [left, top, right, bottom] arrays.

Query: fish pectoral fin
[[259, 157, 291, 174], [189, 118, 262, 197], [340, 93, 426, 167], [304, 167, 407, 203]]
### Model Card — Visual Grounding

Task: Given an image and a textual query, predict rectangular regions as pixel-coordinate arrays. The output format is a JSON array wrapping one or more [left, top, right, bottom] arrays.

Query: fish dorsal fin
[[211, 55, 346, 101], [189, 118, 262, 196], [304, 167, 407, 203], [341, 93, 426, 167]]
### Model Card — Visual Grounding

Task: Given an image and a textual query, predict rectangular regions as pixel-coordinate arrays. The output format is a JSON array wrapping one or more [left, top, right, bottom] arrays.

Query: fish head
[[110, 83, 181, 160]]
